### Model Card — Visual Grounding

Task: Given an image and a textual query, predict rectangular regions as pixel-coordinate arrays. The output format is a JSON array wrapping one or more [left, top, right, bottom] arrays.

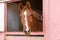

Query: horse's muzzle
[[24, 29, 31, 35]]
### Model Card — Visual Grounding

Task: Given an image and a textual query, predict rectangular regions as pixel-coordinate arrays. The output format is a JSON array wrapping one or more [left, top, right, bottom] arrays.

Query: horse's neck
[[24, 10, 29, 31]]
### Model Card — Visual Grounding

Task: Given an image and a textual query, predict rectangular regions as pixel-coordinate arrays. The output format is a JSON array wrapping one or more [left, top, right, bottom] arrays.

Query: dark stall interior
[[7, 0, 42, 32], [22, 0, 42, 12]]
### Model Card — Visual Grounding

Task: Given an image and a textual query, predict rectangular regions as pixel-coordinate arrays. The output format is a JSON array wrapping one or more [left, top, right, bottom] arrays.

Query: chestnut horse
[[19, 1, 43, 34]]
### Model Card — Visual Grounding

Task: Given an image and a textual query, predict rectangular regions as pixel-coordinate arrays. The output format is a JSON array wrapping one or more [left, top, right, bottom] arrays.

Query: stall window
[[4, 0, 43, 35]]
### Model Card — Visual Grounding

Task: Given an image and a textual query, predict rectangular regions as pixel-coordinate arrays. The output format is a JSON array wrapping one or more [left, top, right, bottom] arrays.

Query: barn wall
[[45, 0, 60, 40], [0, 33, 5, 40], [43, 0, 49, 40]]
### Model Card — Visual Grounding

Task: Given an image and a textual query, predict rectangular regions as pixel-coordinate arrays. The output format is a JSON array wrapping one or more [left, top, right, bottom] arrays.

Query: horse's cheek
[[20, 15, 25, 27]]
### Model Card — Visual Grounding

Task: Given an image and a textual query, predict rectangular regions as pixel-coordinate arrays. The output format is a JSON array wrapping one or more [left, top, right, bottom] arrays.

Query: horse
[[19, 1, 43, 35]]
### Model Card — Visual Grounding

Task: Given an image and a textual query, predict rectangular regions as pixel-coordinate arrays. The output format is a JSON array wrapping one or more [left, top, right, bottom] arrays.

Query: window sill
[[6, 32, 44, 36]]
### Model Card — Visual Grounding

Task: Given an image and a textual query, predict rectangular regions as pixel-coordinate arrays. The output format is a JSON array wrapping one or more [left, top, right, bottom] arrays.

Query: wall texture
[[44, 0, 60, 40]]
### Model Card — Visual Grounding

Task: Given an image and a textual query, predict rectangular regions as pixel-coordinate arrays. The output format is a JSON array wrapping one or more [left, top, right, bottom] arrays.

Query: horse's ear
[[19, 2, 23, 10], [26, 1, 31, 8]]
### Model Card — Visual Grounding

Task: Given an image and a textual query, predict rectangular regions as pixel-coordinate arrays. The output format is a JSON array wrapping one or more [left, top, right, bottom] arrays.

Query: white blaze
[[24, 10, 29, 31]]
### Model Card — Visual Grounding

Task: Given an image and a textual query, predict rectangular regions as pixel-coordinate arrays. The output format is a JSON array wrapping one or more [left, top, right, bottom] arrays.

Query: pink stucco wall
[[0, 33, 5, 40], [43, 0, 49, 40], [44, 0, 60, 40]]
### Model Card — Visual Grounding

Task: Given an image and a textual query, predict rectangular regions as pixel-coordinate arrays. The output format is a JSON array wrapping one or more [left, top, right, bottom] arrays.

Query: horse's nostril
[[28, 30, 29, 32], [28, 29, 31, 32], [27, 30, 30, 32]]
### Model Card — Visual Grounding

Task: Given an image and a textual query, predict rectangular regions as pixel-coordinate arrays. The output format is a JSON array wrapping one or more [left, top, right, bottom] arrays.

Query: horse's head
[[19, 1, 43, 35], [19, 1, 31, 35]]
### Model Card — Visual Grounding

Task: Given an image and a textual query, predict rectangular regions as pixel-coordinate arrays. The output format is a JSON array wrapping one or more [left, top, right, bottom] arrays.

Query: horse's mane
[[32, 9, 42, 15]]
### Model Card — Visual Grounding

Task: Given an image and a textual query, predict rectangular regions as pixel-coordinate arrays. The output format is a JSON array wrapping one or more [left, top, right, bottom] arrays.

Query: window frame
[[4, 1, 44, 36]]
